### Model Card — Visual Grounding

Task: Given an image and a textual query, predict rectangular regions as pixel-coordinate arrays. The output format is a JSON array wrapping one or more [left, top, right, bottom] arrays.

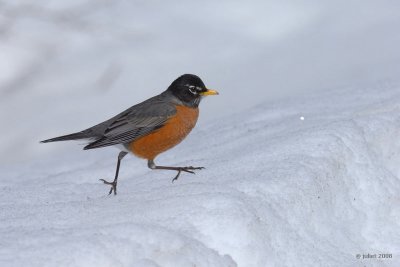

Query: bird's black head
[[167, 74, 218, 107]]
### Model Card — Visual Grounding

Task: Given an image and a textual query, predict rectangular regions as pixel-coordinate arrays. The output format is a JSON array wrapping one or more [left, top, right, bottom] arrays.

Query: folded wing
[[84, 96, 176, 150]]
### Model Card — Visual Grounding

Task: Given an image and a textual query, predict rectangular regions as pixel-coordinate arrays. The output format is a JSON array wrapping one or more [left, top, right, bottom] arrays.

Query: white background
[[0, 0, 400, 164]]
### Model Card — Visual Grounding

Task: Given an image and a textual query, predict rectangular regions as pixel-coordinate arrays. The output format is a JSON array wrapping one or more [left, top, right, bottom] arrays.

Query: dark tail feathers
[[40, 131, 89, 143]]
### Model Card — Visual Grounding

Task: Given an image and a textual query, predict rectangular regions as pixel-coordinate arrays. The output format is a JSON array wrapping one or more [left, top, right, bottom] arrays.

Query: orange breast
[[129, 105, 199, 160]]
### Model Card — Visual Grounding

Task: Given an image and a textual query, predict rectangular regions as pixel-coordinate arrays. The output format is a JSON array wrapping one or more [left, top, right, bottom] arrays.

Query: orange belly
[[129, 105, 199, 160]]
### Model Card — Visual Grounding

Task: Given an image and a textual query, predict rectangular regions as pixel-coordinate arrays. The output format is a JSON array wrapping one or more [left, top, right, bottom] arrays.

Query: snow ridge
[[1, 85, 400, 266]]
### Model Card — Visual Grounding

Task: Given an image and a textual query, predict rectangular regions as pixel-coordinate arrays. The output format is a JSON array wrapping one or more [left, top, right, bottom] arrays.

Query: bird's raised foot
[[172, 166, 205, 183], [99, 179, 118, 195]]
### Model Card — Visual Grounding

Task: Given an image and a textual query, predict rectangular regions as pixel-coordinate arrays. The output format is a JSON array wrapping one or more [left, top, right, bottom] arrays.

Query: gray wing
[[83, 94, 176, 150]]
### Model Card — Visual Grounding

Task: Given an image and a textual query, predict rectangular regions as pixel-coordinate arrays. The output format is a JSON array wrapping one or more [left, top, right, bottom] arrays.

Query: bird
[[41, 74, 219, 195]]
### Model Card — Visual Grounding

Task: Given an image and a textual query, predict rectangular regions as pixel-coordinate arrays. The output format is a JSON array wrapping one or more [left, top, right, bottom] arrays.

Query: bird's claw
[[99, 178, 117, 195], [171, 166, 205, 183]]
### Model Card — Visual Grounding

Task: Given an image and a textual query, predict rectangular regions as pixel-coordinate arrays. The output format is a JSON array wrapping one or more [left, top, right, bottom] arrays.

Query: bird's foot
[[172, 166, 205, 183], [99, 178, 118, 195]]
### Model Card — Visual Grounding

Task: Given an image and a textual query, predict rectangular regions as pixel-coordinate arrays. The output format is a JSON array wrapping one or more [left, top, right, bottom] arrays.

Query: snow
[[1, 0, 400, 164], [1, 0, 400, 266], [1, 83, 400, 266]]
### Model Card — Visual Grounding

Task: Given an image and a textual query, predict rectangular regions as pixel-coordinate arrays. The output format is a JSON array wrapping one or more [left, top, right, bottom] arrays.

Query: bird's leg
[[148, 160, 205, 183], [100, 151, 128, 195]]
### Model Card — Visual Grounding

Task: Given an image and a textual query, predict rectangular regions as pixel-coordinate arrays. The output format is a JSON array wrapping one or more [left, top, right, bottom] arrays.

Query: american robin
[[41, 74, 218, 195]]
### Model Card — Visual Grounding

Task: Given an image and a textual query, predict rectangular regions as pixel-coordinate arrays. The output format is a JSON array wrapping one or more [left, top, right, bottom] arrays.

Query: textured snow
[[1, 1, 400, 266], [1, 84, 400, 266]]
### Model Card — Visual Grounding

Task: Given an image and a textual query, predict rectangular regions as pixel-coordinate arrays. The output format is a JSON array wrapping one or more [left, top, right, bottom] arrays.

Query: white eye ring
[[185, 84, 198, 95], [189, 87, 198, 95]]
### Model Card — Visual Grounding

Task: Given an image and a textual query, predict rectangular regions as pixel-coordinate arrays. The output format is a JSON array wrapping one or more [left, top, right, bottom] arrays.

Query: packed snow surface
[[1, 84, 399, 267], [1, 1, 400, 266]]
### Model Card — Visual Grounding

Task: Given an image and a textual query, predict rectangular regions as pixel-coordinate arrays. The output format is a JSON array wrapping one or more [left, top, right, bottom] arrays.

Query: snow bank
[[1, 84, 399, 266]]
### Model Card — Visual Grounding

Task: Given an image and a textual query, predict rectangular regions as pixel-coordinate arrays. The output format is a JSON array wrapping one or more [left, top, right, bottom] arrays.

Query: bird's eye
[[185, 84, 198, 95], [189, 87, 197, 95]]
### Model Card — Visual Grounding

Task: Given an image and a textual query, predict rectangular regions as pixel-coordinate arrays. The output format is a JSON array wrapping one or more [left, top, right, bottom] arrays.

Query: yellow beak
[[200, 89, 219, 96]]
